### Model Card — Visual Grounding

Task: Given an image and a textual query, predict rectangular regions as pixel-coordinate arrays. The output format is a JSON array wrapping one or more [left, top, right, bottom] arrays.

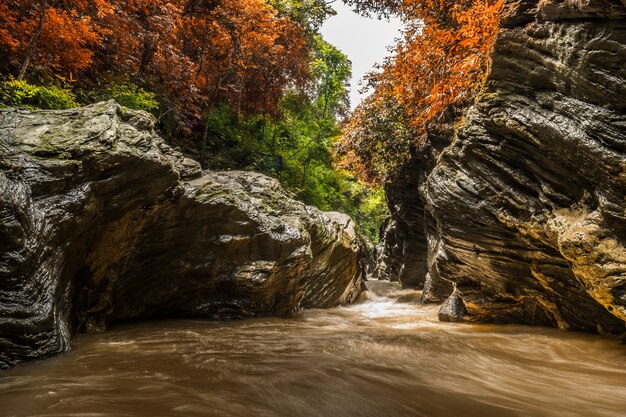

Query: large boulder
[[0, 101, 364, 369]]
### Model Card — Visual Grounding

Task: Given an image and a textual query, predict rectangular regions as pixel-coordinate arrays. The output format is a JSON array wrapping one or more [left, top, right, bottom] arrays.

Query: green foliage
[[268, 0, 337, 33], [0, 78, 159, 114], [351, 184, 389, 241], [201, 36, 389, 241], [96, 81, 159, 112], [310, 35, 352, 118], [0, 78, 78, 110], [202, 105, 258, 169], [293, 162, 389, 241]]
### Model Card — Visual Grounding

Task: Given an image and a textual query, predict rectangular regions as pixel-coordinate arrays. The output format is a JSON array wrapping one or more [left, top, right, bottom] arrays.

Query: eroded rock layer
[[384, 0, 626, 333], [429, 0, 626, 331], [0, 102, 364, 369], [376, 155, 428, 288]]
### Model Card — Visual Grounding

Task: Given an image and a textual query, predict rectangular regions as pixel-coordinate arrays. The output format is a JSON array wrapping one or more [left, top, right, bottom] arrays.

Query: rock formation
[[0, 101, 364, 369], [376, 122, 456, 297], [376, 156, 428, 288], [381, 0, 626, 334]]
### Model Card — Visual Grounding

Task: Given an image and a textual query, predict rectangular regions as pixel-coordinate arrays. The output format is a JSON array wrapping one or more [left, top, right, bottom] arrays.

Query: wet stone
[[438, 292, 468, 323]]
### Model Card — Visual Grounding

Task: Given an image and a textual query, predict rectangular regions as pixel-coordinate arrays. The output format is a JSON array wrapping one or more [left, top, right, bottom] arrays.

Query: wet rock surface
[[438, 292, 468, 323], [376, 156, 428, 288], [381, 0, 626, 333], [376, 122, 456, 291], [0, 101, 364, 369]]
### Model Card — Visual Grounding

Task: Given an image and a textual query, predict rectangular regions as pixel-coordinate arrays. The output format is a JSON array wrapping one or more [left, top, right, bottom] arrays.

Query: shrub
[[98, 81, 159, 112], [0, 78, 78, 109]]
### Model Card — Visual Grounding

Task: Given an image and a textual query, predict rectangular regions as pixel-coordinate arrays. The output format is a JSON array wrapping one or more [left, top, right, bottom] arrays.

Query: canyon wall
[[382, 0, 626, 334]]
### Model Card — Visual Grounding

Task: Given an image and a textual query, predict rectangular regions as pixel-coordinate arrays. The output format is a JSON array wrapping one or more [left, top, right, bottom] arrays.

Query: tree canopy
[[336, 0, 504, 183], [1, 0, 310, 135]]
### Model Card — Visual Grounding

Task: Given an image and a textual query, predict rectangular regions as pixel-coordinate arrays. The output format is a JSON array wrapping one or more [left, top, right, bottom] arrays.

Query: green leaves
[[267, 0, 337, 33], [96, 80, 159, 112], [310, 36, 352, 119], [1, 78, 78, 109]]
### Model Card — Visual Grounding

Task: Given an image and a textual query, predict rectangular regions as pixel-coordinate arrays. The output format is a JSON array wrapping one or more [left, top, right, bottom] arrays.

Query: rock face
[[0, 101, 364, 369], [381, 0, 626, 334], [377, 123, 455, 299], [376, 156, 428, 288]]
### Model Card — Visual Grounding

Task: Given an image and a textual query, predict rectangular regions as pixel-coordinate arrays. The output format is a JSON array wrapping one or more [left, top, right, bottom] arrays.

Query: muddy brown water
[[1, 281, 625, 417]]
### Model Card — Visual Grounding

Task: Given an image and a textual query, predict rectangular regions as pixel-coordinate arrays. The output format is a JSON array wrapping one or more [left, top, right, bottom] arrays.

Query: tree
[[268, 0, 337, 34], [310, 35, 352, 120], [177, 0, 310, 158], [335, 78, 416, 183], [0, 0, 113, 79], [251, 36, 352, 200], [337, 0, 504, 183]]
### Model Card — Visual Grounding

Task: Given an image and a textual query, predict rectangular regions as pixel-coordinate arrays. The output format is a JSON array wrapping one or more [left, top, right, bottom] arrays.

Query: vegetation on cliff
[[337, 0, 504, 183], [0, 0, 388, 240]]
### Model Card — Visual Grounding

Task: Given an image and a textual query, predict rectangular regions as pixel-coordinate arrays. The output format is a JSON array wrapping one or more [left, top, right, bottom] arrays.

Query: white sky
[[320, 2, 403, 109]]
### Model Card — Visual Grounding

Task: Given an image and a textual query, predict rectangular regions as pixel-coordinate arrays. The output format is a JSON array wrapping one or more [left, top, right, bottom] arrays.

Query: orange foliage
[[179, 0, 309, 117], [96, 0, 310, 133], [0, 1, 112, 76], [0, 3, 19, 53], [0, 0, 310, 136], [391, 0, 504, 127], [36, 7, 109, 73], [337, 0, 505, 183]]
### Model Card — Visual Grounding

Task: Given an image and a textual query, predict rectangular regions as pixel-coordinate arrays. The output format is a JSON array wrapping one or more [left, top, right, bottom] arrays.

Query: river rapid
[[1, 281, 625, 417]]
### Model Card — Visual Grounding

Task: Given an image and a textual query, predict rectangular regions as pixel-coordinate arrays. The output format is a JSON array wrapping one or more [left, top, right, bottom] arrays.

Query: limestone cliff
[[0, 101, 364, 369], [381, 0, 626, 334]]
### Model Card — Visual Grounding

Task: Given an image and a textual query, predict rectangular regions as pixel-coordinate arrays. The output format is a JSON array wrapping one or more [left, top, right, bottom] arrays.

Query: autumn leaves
[[0, 0, 310, 135], [0, 1, 112, 80], [337, 0, 504, 183]]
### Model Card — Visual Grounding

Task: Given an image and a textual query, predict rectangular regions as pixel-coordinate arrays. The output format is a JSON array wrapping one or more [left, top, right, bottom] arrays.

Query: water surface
[[2, 281, 625, 417]]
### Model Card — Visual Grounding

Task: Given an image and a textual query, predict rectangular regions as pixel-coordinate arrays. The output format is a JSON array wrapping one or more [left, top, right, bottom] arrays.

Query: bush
[[97, 81, 159, 112], [0, 79, 78, 109], [352, 184, 389, 242]]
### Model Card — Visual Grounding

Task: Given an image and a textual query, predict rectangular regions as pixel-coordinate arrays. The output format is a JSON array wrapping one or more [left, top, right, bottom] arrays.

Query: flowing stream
[[1, 281, 625, 417]]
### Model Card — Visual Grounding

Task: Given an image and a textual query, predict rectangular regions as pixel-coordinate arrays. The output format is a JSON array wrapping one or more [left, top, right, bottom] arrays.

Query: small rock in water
[[438, 292, 468, 323]]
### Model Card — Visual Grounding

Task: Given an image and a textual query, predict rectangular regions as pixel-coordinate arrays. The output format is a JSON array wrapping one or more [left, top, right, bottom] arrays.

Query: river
[[1, 281, 625, 417]]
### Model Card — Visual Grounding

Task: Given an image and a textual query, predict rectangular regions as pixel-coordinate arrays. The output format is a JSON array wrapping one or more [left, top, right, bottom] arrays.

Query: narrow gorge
[[1, 0, 626, 416]]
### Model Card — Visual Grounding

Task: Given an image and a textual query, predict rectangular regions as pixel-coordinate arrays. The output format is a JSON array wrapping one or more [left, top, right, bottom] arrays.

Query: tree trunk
[[18, 0, 47, 80], [200, 78, 224, 165]]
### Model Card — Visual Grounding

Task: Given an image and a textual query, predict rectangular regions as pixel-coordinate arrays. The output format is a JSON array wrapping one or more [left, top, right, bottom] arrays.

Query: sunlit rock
[[438, 292, 468, 323]]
